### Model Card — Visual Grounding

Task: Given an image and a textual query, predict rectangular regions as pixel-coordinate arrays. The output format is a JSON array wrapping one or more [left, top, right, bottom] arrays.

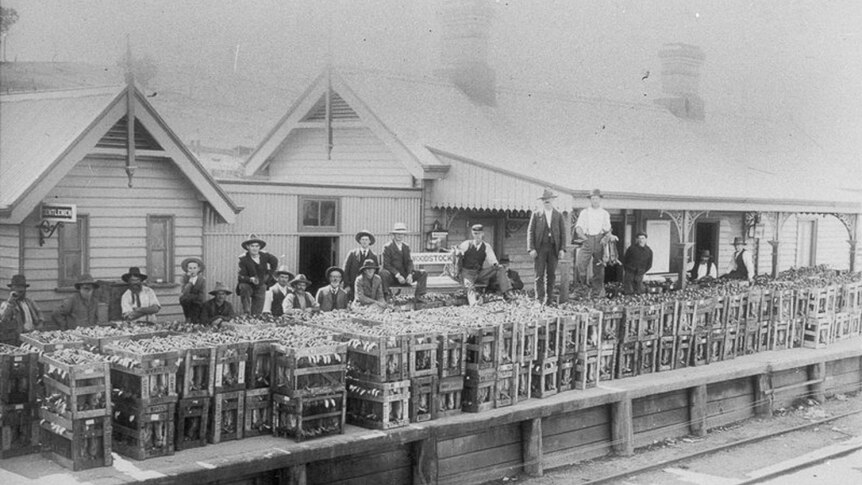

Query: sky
[[3, 0, 862, 158]]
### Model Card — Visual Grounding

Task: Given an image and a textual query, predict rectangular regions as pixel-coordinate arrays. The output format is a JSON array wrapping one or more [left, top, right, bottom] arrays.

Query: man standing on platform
[[622, 232, 653, 295], [724, 237, 754, 283], [236, 234, 279, 315], [527, 189, 567, 305], [0, 274, 44, 345], [380, 223, 428, 301], [342, 230, 378, 301], [456, 224, 513, 305], [262, 266, 293, 317], [52, 274, 100, 330], [575, 189, 612, 298]]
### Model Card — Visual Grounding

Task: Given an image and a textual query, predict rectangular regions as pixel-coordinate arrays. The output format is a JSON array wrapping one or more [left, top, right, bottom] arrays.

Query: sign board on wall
[[40, 203, 77, 223]]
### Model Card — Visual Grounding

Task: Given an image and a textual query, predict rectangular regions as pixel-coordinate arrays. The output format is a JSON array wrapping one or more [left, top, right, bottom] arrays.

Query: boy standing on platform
[[237, 234, 279, 315], [343, 230, 379, 301]]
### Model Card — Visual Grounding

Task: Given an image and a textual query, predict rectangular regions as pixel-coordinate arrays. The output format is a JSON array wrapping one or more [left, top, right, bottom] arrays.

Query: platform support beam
[[808, 361, 826, 404], [278, 464, 307, 485], [412, 432, 438, 485], [689, 384, 708, 436], [522, 417, 544, 477], [610, 395, 634, 456], [753, 370, 774, 418]]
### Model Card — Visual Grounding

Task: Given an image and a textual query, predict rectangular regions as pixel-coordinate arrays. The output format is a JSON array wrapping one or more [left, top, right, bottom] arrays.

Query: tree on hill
[[1, 7, 19, 60]]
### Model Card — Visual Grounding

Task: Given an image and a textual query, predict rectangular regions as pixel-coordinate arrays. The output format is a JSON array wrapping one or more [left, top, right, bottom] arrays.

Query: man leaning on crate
[[456, 224, 514, 305]]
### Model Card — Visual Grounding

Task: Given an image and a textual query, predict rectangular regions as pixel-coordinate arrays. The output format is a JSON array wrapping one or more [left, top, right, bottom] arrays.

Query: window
[[796, 219, 817, 267], [299, 197, 339, 232], [147, 215, 174, 283], [58, 215, 89, 287]]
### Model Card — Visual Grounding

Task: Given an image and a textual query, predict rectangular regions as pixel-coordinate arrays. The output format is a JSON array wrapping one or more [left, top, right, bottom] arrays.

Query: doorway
[[299, 237, 338, 295], [695, 222, 720, 268]]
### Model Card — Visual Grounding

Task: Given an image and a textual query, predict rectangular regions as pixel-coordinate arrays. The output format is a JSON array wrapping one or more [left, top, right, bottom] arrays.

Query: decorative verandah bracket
[[661, 210, 708, 289], [831, 212, 859, 272]]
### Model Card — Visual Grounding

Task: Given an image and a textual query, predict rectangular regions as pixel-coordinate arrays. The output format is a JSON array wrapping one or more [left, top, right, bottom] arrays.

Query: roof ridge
[[0, 84, 124, 101]]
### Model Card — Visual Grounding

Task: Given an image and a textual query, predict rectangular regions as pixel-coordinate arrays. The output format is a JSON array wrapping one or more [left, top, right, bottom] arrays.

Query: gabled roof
[[326, 68, 860, 213], [0, 85, 242, 223]]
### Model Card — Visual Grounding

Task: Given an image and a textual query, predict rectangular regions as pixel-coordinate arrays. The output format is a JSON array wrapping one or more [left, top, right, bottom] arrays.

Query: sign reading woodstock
[[40, 203, 77, 223]]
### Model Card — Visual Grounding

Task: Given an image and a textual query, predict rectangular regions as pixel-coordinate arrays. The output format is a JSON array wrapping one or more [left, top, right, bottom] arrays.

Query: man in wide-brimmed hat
[[353, 259, 388, 309], [380, 223, 428, 301], [179, 257, 206, 323], [282, 274, 320, 313], [342, 229, 379, 301], [52, 274, 100, 330], [316, 267, 349, 312], [0, 274, 44, 345], [689, 249, 717, 281], [575, 189, 613, 297], [121, 267, 161, 323], [456, 224, 514, 305], [724, 237, 754, 283], [527, 189, 567, 305], [237, 234, 279, 315], [263, 265, 294, 317], [200, 282, 235, 326]]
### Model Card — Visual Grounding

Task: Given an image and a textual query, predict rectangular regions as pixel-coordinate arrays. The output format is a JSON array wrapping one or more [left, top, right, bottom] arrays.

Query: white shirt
[[687, 260, 718, 279], [575, 207, 612, 236], [544, 209, 554, 223], [121, 286, 161, 322], [457, 240, 499, 267], [262, 284, 290, 313], [729, 250, 755, 281]]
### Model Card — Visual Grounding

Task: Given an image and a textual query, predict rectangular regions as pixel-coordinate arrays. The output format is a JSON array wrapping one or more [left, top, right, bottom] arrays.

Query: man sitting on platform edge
[[456, 224, 513, 305]]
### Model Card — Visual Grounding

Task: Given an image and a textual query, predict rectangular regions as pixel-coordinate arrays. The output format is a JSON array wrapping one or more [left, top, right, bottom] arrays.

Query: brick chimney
[[435, 0, 496, 106], [654, 43, 705, 120]]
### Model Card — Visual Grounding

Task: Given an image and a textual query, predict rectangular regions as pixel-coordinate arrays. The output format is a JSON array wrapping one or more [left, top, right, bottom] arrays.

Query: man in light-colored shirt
[[575, 189, 613, 297], [724, 237, 754, 283], [282, 274, 320, 313], [262, 266, 293, 317], [120, 267, 161, 323], [688, 250, 718, 281]]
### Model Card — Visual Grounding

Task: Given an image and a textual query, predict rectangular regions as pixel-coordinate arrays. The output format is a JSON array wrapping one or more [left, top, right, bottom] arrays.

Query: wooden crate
[[676, 300, 697, 336], [176, 347, 216, 399], [558, 315, 580, 355], [574, 351, 598, 390], [175, 397, 209, 451], [409, 375, 436, 422], [345, 378, 409, 429], [0, 346, 38, 405], [531, 358, 559, 398], [770, 320, 791, 351], [520, 320, 539, 363], [101, 342, 183, 371], [638, 339, 658, 376], [850, 311, 862, 337], [495, 364, 516, 408], [516, 362, 533, 403], [659, 300, 678, 338], [802, 316, 832, 349], [834, 312, 852, 341], [19, 333, 84, 354], [436, 376, 463, 419], [576, 311, 602, 353], [657, 336, 675, 372], [39, 353, 110, 420], [462, 368, 495, 413], [246, 340, 276, 390], [343, 333, 409, 382], [274, 391, 346, 440], [497, 322, 519, 367], [557, 354, 575, 391], [112, 402, 175, 460], [742, 322, 760, 355], [616, 341, 637, 379], [745, 290, 762, 322], [691, 332, 709, 366], [723, 320, 739, 361], [601, 307, 624, 344], [772, 290, 796, 323], [209, 390, 245, 444], [79, 330, 173, 354], [408, 332, 439, 379], [804, 287, 837, 317], [1, 403, 39, 459], [621, 306, 641, 343], [465, 325, 500, 371], [40, 415, 112, 471], [243, 388, 272, 437], [711, 295, 728, 331], [674, 335, 692, 369], [707, 329, 725, 363], [598, 347, 616, 382], [213, 341, 251, 394], [536, 318, 561, 361], [273, 343, 347, 397], [438, 330, 467, 379], [694, 298, 716, 333], [111, 364, 179, 407], [726, 293, 747, 328]]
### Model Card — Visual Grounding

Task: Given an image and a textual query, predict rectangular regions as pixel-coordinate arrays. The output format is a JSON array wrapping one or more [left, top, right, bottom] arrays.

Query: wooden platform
[[1, 338, 860, 485]]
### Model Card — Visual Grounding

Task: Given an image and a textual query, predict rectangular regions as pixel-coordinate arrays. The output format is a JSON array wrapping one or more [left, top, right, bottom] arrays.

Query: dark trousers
[[238, 282, 266, 314], [623, 269, 646, 295], [180, 300, 203, 323], [533, 246, 558, 304], [379, 269, 428, 298]]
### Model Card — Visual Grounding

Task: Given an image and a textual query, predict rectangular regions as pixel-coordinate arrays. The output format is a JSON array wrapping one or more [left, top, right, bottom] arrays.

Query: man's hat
[[7, 274, 29, 288], [355, 230, 376, 245], [326, 266, 345, 279], [209, 281, 233, 296], [181, 257, 205, 273], [242, 234, 267, 250], [274, 265, 294, 278], [289, 274, 312, 288], [635, 231, 648, 238], [359, 259, 379, 272], [471, 224, 484, 232], [700, 250, 712, 258], [538, 188, 557, 200], [121, 267, 148, 283], [390, 222, 409, 234], [589, 188, 604, 199], [74, 274, 99, 289], [732, 237, 746, 245], [499, 256, 511, 265]]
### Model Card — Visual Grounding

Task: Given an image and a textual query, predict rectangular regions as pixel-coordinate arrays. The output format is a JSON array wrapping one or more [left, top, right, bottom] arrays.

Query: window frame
[[57, 214, 90, 288], [146, 214, 175, 284], [795, 217, 818, 267], [298, 196, 340, 233]]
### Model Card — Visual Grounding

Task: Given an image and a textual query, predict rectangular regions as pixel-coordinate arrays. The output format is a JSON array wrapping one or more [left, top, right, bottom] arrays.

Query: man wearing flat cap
[[179, 257, 206, 323], [262, 265, 294, 317], [121, 267, 161, 323], [237, 234, 279, 315], [622, 232, 653, 295], [380, 223, 428, 301], [52, 274, 100, 330], [457, 224, 512, 305], [527, 189, 567, 305], [343, 230, 379, 301], [200, 282, 235, 326], [1, 274, 44, 345], [575, 189, 613, 297], [316, 267, 349, 312]]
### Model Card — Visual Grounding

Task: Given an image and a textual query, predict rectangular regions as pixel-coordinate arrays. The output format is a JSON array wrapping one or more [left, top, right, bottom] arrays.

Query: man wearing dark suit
[[236, 234, 279, 315], [380, 223, 428, 300], [527, 189, 567, 305], [316, 267, 350, 311], [179, 258, 206, 323], [342, 230, 379, 301]]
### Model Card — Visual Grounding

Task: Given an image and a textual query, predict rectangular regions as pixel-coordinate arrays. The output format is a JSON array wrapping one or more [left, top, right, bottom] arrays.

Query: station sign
[[40, 203, 77, 223]]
